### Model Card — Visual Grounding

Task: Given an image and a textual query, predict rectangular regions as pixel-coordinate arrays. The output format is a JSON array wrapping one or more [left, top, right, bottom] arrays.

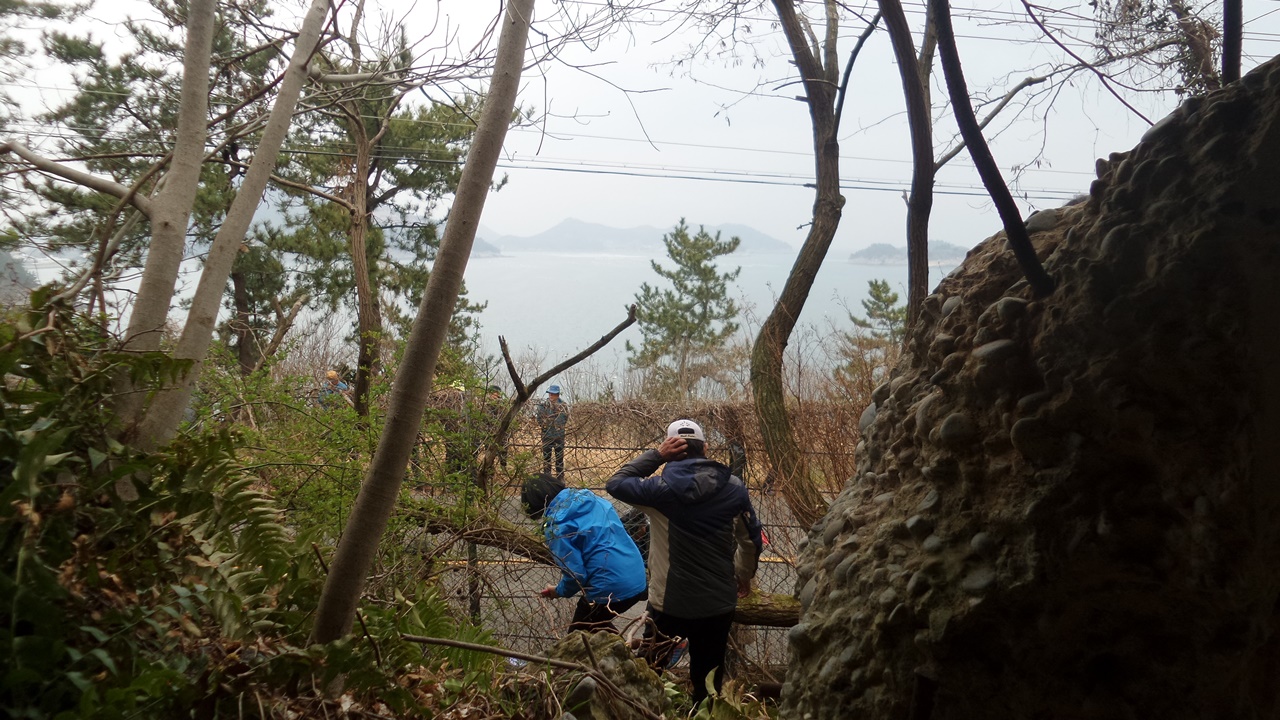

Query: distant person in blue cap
[[536, 384, 569, 477]]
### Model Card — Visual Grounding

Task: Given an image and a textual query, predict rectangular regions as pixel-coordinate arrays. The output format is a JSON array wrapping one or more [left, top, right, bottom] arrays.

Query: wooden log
[[734, 592, 801, 628]]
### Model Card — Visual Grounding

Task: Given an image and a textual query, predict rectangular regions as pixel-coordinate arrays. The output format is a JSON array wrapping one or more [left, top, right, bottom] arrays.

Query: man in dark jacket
[[522, 473, 648, 633], [535, 385, 569, 477], [605, 419, 764, 705]]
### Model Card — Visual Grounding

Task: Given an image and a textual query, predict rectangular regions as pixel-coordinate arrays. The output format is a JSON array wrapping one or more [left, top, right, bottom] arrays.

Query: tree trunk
[[230, 267, 259, 374], [348, 131, 380, 417], [880, 0, 936, 328], [129, 0, 331, 450], [750, 0, 844, 531], [119, 0, 215, 356], [309, 0, 536, 644], [112, 0, 215, 429], [1222, 0, 1241, 84], [932, 0, 1053, 297]]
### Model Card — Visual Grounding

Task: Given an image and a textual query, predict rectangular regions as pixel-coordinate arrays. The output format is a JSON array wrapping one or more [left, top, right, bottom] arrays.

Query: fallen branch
[[400, 634, 663, 720]]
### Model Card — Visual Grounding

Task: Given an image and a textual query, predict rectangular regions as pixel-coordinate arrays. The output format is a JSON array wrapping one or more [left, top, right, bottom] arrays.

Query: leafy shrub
[[0, 296, 498, 718]]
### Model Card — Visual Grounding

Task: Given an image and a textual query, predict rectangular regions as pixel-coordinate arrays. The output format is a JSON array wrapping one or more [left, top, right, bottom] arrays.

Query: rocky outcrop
[[547, 631, 669, 719], [783, 57, 1280, 719]]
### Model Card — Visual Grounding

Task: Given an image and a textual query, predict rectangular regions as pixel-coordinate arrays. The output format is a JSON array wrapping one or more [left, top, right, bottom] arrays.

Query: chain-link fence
[[414, 400, 856, 685]]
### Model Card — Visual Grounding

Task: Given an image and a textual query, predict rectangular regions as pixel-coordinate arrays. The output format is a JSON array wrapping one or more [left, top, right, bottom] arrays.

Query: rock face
[[783, 58, 1280, 719], [548, 631, 669, 719]]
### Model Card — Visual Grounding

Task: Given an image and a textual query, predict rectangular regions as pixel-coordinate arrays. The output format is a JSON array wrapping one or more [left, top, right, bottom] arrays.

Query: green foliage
[[835, 279, 907, 402], [0, 299, 501, 717], [850, 279, 907, 345], [21, 0, 289, 297], [274, 66, 485, 348], [627, 219, 742, 400]]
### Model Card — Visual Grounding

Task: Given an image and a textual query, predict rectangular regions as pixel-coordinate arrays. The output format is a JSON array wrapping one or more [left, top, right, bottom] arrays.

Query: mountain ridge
[[848, 240, 971, 266], [478, 218, 794, 255]]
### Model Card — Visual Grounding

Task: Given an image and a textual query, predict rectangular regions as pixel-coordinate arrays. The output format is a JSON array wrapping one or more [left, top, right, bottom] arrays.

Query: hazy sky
[[10, 0, 1280, 260], [421, 1, 1280, 254]]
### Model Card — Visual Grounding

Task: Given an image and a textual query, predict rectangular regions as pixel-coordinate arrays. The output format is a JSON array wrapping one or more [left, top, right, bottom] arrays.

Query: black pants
[[541, 436, 564, 476], [643, 607, 735, 705], [569, 590, 647, 633]]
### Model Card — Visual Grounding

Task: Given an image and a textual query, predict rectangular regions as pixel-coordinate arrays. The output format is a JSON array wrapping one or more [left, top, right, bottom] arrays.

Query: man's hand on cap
[[658, 436, 688, 462]]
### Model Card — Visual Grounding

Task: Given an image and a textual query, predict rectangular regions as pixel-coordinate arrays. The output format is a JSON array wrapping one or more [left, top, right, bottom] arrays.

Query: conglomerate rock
[[782, 56, 1280, 719], [547, 631, 669, 719]]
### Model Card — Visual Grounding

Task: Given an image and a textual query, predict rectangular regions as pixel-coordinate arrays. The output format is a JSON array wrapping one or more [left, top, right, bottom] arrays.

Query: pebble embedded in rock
[[972, 339, 1019, 362], [878, 587, 899, 607], [874, 492, 895, 505], [1011, 416, 1066, 464], [942, 296, 962, 317], [915, 393, 946, 438], [961, 566, 997, 594], [970, 532, 995, 556], [823, 517, 846, 545], [887, 603, 910, 626], [922, 535, 944, 553], [996, 296, 1029, 322], [859, 403, 877, 433], [907, 571, 931, 597], [905, 514, 934, 540], [835, 554, 859, 584], [872, 382, 891, 405], [938, 412, 979, 448], [918, 488, 940, 512], [1016, 391, 1052, 413], [788, 623, 818, 656], [799, 577, 818, 611], [565, 677, 597, 709], [1025, 208, 1060, 233]]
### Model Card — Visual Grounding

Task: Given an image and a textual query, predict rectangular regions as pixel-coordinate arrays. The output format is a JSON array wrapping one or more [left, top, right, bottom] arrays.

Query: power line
[[0, 105, 1103, 180], [2, 123, 1087, 200]]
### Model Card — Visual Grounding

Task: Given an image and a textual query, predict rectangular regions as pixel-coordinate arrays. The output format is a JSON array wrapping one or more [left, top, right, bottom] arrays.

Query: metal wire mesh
[[412, 400, 855, 682]]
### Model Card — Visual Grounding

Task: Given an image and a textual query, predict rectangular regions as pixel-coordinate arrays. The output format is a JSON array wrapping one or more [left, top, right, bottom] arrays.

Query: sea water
[[462, 252, 956, 379]]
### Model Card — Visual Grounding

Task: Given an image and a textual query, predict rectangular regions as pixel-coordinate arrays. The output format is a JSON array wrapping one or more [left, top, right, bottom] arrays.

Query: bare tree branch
[[935, 0, 1055, 297], [475, 305, 638, 490], [1021, 0, 1153, 125], [934, 74, 1047, 170], [0, 142, 156, 217]]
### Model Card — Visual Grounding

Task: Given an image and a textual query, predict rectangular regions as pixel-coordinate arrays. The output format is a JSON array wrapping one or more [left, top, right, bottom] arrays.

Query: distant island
[[471, 236, 502, 257], [848, 241, 971, 266], [478, 218, 794, 255]]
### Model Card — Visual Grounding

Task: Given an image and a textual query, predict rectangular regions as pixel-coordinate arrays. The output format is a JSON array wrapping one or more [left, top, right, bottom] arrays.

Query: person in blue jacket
[[521, 473, 648, 633]]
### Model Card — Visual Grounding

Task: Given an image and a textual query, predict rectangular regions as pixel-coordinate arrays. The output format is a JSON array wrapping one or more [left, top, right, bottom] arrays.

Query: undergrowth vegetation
[[1, 295, 795, 718]]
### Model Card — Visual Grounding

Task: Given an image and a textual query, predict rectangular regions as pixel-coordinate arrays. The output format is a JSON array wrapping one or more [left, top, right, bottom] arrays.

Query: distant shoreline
[[849, 260, 960, 267]]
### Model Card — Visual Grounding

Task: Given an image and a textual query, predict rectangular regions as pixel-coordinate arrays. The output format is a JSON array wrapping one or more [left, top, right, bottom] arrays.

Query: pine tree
[[851, 279, 907, 345], [626, 219, 741, 400]]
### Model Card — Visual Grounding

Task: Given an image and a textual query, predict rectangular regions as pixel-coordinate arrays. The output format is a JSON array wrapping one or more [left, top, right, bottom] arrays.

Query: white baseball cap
[[666, 419, 705, 442]]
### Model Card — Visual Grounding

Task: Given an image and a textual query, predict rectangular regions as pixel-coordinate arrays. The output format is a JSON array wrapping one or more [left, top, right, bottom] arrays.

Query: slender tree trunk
[[880, 0, 936, 327], [112, 0, 215, 430], [1222, 0, 1241, 84], [932, 0, 1053, 296], [348, 130, 380, 416], [467, 541, 482, 623], [750, 0, 843, 531], [120, 0, 215, 355], [230, 267, 259, 374], [310, 0, 536, 644], [129, 0, 331, 449]]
